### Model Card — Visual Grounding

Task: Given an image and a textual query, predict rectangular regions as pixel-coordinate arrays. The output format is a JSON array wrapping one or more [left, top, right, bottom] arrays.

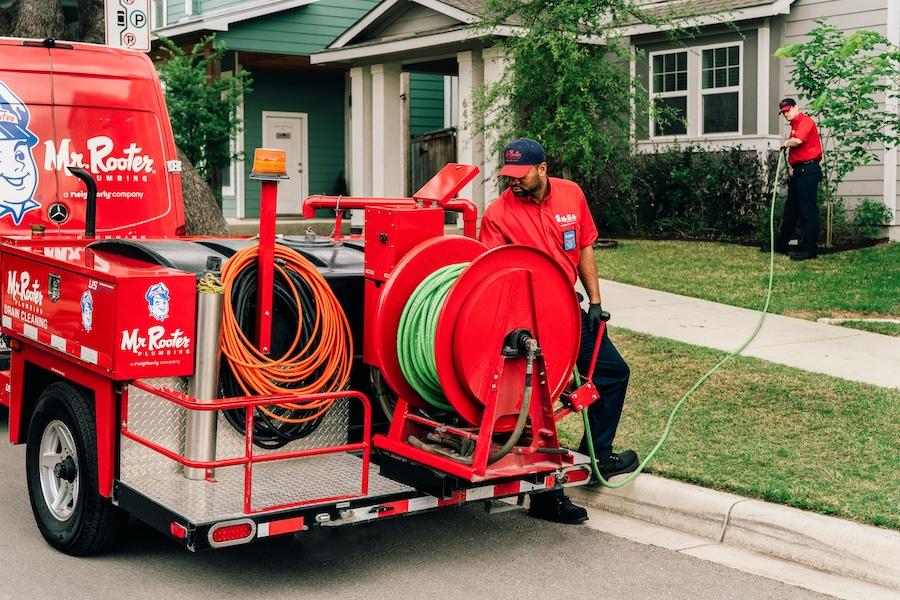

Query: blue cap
[[499, 138, 546, 178], [0, 81, 38, 145]]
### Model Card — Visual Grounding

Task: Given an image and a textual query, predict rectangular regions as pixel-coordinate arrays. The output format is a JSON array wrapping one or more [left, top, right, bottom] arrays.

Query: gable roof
[[312, 0, 795, 64]]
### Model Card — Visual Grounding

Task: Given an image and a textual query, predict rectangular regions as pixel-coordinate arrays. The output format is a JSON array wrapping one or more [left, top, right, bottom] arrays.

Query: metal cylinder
[[184, 278, 224, 480]]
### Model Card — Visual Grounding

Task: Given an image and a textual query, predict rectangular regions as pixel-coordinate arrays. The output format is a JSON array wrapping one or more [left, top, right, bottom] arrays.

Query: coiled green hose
[[396, 263, 468, 411]]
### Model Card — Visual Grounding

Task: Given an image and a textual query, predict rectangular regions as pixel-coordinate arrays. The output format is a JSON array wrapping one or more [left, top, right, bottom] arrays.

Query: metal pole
[[184, 270, 224, 480]]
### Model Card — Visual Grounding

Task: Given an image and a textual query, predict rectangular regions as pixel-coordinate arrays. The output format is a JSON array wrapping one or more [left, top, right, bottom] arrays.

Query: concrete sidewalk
[[600, 279, 900, 389]]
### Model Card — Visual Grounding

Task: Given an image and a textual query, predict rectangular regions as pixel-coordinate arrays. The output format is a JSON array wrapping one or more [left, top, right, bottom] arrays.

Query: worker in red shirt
[[775, 98, 823, 261], [480, 138, 638, 525]]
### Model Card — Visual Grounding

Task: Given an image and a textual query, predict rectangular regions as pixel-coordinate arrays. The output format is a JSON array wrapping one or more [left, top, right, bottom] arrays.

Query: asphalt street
[[0, 411, 832, 600]]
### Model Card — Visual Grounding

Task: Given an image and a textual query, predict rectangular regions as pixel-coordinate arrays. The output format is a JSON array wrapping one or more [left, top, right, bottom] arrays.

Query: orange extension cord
[[220, 244, 353, 425]]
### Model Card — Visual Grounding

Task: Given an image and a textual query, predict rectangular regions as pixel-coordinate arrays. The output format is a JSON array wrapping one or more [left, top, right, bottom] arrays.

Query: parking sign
[[105, 0, 150, 52]]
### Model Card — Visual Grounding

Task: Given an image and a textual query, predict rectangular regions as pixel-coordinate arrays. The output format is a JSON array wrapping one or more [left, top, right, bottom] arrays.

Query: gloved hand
[[587, 303, 610, 333]]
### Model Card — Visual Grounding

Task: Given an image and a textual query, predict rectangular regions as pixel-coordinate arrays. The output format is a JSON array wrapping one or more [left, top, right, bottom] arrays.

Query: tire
[[25, 382, 126, 555]]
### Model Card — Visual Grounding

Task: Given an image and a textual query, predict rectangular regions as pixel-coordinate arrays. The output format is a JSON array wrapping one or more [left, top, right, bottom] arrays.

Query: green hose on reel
[[396, 262, 468, 412]]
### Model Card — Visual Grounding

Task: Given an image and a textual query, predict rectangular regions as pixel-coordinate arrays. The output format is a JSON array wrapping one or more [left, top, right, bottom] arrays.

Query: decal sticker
[[49, 274, 61, 302], [146, 282, 170, 322], [563, 229, 577, 251], [120, 326, 191, 356], [81, 290, 93, 332], [0, 81, 41, 224]]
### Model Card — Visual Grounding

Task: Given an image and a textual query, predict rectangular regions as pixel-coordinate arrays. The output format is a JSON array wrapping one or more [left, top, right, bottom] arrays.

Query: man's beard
[[510, 182, 537, 197]]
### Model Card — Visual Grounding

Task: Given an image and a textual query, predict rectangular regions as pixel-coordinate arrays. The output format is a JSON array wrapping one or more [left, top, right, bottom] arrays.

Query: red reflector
[[170, 522, 187, 539], [565, 467, 591, 484], [212, 523, 253, 543], [175, 224, 187, 236]]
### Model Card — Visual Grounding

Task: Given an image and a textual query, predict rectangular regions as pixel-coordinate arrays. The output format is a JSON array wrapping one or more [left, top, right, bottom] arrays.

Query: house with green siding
[[151, 0, 449, 221]]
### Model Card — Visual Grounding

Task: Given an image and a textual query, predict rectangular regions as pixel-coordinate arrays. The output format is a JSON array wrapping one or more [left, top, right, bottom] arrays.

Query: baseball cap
[[0, 81, 38, 145], [778, 98, 796, 113], [499, 138, 546, 178]]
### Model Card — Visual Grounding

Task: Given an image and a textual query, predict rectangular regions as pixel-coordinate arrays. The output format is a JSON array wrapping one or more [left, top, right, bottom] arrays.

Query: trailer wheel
[[26, 383, 125, 555]]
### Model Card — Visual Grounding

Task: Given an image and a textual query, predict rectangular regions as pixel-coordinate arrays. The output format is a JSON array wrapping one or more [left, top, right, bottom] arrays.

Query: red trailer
[[0, 39, 599, 555]]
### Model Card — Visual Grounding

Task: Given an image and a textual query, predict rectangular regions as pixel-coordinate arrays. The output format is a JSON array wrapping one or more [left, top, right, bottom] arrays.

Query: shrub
[[583, 146, 780, 241], [852, 198, 893, 238]]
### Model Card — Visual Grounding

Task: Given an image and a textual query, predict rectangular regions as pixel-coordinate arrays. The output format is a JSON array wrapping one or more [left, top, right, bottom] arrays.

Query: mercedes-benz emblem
[[48, 203, 69, 224]]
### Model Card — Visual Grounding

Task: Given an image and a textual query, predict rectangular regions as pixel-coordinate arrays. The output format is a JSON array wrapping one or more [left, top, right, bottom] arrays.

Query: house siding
[[781, 0, 889, 206], [409, 72, 445, 136], [217, 0, 379, 55], [367, 3, 459, 40], [241, 68, 346, 218]]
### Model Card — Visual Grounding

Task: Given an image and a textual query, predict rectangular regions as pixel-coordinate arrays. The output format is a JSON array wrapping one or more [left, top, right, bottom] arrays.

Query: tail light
[[208, 519, 255, 548]]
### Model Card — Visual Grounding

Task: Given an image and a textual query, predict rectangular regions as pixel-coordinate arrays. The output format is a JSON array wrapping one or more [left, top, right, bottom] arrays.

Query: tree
[[473, 0, 664, 185], [776, 20, 900, 245], [156, 36, 252, 188]]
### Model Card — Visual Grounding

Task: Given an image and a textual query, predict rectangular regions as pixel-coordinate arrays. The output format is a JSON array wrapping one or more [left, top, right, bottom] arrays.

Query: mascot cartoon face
[[146, 282, 170, 322], [0, 81, 40, 225]]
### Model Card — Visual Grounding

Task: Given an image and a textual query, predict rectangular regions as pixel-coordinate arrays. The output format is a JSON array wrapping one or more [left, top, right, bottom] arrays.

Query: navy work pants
[[575, 310, 630, 460], [778, 162, 822, 256]]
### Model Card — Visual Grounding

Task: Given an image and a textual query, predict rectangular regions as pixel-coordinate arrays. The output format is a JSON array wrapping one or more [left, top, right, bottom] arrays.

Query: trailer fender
[[10, 343, 118, 498]]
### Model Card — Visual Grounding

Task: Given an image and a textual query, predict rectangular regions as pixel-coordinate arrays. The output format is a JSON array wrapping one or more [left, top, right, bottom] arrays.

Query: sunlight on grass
[[595, 240, 899, 318], [558, 328, 900, 529]]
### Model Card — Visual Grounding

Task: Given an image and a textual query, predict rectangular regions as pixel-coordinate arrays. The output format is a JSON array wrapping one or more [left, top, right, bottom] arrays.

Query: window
[[648, 42, 742, 138], [701, 45, 740, 134], [651, 51, 687, 136]]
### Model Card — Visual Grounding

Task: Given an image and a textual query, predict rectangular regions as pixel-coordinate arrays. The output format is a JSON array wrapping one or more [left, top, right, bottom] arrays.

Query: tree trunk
[[178, 147, 230, 236], [12, 0, 66, 40], [77, 0, 104, 44]]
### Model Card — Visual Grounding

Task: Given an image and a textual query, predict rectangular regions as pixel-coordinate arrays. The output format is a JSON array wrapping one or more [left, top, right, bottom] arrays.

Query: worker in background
[[774, 98, 823, 261], [479, 138, 638, 525]]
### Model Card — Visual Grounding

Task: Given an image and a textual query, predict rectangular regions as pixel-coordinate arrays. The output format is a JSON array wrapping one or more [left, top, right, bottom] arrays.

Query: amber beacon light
[[250, 148, 289, 180]]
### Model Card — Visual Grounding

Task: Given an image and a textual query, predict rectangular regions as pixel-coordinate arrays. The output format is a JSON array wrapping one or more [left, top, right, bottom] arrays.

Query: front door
[[263, 111, 308, 215]]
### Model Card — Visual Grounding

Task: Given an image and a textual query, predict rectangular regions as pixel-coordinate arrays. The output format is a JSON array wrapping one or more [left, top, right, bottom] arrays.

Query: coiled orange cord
[[220, 244, 353, 425]]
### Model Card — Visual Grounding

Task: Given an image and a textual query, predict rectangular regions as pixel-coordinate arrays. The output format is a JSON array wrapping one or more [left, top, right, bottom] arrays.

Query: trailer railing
[[122, 382, 372, 515]]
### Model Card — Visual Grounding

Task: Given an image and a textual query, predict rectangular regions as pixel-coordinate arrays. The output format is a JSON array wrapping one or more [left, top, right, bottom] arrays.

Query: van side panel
[[0, 40, 184, 237]]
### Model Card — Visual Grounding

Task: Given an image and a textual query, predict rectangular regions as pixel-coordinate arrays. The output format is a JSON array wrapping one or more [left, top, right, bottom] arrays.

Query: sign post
[[104, 0, 151, 52]]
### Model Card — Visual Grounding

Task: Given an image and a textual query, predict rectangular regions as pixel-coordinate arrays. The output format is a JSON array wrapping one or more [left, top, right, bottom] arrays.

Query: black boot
[[528, 491, 588, 524], [596, 450, 639, 479]]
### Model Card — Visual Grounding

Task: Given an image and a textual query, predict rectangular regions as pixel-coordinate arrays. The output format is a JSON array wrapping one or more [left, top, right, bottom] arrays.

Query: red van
[[0, 38, 185, 237]]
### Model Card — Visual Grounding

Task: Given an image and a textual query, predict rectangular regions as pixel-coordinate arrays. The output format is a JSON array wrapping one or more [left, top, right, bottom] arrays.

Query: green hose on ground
[[581, 150, 786, 488], [397, 262, 468, 411]]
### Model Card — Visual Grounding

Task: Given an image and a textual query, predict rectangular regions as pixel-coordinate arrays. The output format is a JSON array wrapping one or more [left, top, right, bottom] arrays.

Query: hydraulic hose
[[582, 149, 787, 487], [219, 244, 353, 449]]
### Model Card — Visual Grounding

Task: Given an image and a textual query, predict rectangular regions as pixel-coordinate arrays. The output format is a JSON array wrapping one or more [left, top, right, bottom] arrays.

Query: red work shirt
[[787, 112, 823, 166], [479, 177, 598, 284]]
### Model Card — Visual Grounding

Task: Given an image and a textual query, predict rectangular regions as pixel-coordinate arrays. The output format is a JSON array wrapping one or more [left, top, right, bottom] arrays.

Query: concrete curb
[[568, 474, 900, 590]]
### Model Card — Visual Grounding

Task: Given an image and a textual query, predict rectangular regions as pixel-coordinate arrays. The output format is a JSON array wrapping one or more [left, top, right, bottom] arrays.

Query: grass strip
[[594, 241, 899, 335], [557, 328, 900, 529]]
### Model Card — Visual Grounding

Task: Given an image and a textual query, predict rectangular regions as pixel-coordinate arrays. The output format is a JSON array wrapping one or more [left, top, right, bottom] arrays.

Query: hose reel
[[370, 236, 581, 480]]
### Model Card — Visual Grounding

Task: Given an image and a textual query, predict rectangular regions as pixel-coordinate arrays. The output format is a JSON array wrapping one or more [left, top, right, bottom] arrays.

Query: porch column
[[481, 46, 507, 209], [371, 62, 404, 197], [457, 50, 485, 217], [350, 65, 373, 230]]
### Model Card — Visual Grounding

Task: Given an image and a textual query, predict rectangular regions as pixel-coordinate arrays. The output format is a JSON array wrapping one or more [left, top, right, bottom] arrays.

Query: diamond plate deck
[[121, 453, 414, 524], [121, 378, 351, 482]]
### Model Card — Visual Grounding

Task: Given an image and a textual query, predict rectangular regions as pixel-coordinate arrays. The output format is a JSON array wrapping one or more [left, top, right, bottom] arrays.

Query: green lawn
[[558, 329, 900, 529], [594, 241, 899, 332]]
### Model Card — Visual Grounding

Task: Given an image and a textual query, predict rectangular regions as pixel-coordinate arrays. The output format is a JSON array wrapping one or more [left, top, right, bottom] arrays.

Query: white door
[[263, 112, 308, 215]]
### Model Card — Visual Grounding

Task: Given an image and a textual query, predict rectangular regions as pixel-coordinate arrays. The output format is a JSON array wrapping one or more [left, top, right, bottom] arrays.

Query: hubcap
[[38, 420, 80, 521]]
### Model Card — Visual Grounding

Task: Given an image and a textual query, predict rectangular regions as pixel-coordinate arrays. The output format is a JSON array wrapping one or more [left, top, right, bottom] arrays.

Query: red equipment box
[[363, 206, 445, 283], [0, 242, 196, 379]]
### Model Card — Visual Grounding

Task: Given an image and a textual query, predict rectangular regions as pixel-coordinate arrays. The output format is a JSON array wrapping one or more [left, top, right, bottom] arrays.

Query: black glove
[[587, 303, 610, 333]]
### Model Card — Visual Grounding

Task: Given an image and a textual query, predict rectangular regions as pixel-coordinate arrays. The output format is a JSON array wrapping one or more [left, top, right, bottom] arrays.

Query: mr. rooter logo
[[44, 136, 156, 182]]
